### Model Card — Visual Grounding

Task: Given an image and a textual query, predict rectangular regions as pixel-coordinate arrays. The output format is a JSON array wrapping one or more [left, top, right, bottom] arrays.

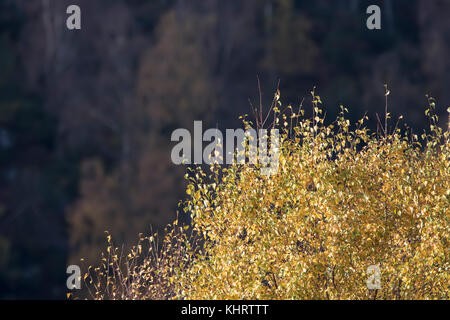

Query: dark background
[[0, 0, 448, 299]]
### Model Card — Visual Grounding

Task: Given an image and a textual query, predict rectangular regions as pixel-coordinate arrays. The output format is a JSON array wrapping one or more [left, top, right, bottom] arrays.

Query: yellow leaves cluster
[[80, 95, 449, 300], [178, 100, 449, 300]]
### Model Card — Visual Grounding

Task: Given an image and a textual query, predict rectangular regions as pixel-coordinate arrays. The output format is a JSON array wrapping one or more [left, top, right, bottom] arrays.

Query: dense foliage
[[82, 93, 449, 300]]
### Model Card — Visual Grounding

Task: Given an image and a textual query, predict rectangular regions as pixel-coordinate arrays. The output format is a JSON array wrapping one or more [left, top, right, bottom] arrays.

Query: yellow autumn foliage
[[80, 92, 449, 300], [176, 94, 449, 300]]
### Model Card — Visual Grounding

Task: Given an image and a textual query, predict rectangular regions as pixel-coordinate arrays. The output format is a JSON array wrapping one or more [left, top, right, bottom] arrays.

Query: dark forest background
[[0, 0, 448, 299]]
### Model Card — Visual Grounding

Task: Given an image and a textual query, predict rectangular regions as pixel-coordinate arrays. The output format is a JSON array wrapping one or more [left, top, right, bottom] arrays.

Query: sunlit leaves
[[178, 97, 449, 300], [81, 94, 449, 300]]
